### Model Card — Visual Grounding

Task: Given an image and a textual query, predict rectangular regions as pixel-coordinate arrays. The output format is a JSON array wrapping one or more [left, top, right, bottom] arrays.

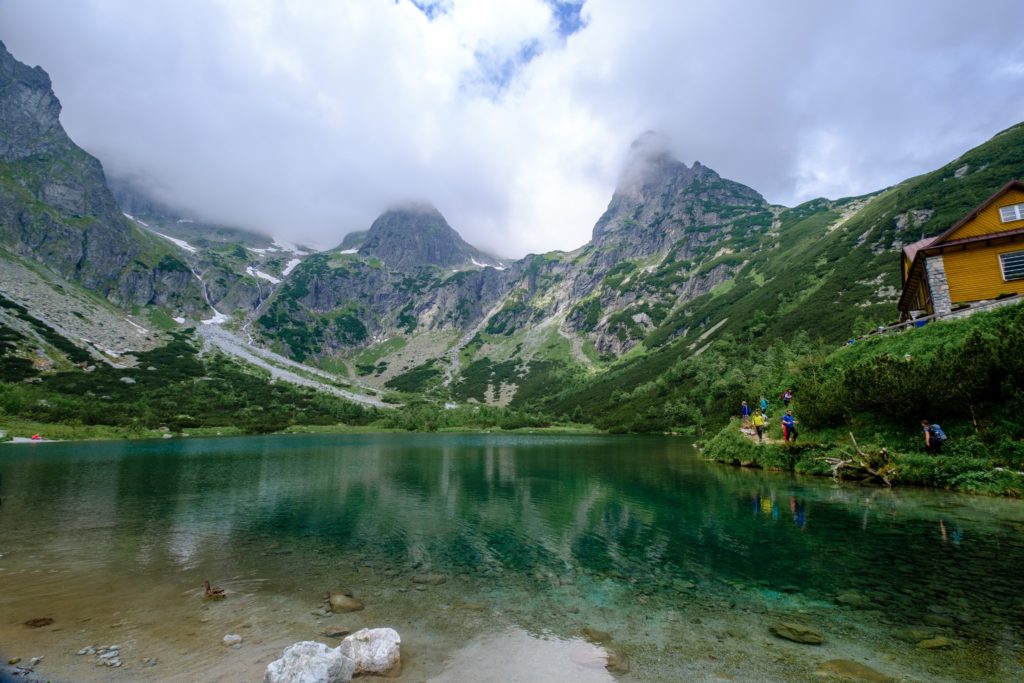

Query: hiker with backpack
[[921, 420, 947, 455]]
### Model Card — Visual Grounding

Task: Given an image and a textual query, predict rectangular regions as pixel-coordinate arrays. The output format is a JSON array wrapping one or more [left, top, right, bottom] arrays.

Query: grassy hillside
[[0, 322, 376, 437], [702, 300, 1024, 496], [542, 123, 1024, 432]]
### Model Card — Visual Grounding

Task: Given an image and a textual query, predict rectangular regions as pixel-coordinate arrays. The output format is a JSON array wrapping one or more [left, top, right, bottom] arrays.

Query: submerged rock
[[328, 592, 364, 613], [917, 636, 953, 650], [322, 625, 352, 639], [815, 659, 893, 682], [605, 646, 630, 674], [338, 627, 401, 676], [264, 641, 356, 683], [581, 627, 613, 644], [835, 591, 872, 608], [412, 573, 447, 585], [769, 622, 823, 644], [223, 634, 242, 646], [892, 627, 934, 643]]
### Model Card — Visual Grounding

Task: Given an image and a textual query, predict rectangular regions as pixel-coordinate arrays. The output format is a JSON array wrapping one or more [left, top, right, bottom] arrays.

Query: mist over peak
[[2, 1, 1022, 258]]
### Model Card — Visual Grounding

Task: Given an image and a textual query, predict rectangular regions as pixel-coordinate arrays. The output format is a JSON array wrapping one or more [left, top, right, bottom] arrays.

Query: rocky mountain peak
[[357, 203, 496, 271], [0, 40, 64, 161], [0, 41, 204, 313], [591, 132, 766, 246]]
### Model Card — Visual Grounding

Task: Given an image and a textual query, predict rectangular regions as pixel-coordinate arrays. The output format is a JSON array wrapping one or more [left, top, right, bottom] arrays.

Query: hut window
[[999, 202, 1024, 223], [1000, 250, 1024, 281]]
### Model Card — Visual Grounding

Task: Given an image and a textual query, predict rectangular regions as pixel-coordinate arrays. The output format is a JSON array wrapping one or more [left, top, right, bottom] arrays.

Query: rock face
[[257, 135, 771, 363], [358, 204, 501, 272], [590, 131, 767, 262], [0, 40, 203, 313], [338, 628, 401, 676], [264, 641, 356, 683], [256, 242, 510, 361]]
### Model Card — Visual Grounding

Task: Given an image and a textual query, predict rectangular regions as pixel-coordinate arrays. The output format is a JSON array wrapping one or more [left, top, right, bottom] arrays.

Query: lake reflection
[[1, 433, 1022, 682]]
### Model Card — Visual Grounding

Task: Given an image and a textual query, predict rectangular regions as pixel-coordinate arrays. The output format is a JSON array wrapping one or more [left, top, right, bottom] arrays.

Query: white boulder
[[264, 641, 356, 683], [338, 628, 401, 676]]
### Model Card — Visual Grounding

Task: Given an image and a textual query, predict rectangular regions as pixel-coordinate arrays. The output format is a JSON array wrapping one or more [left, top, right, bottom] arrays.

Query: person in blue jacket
[[781, 410, 798, 443], [921, 420, 946, 455]]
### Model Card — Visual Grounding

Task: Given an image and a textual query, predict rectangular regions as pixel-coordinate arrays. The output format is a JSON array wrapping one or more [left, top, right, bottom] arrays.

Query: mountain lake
[[0, 433, 1022, 682]]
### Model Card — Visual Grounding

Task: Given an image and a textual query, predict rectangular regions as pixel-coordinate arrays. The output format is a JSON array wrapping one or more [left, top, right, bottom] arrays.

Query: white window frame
[[999, 249, 1024, 281], [999, 202, 1024, 223]]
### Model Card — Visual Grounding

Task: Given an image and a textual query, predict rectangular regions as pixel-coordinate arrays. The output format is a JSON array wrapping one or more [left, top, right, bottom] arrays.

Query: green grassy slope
[[0, 328, 376, 437], [542, 123, 1024, 432]]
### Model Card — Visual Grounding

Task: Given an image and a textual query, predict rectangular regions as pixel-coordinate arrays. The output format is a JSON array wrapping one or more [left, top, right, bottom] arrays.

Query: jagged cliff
[[5, 39, 1023, 418], [0, 40, 204, 313], [254, 134, 774, 385], [255, 204, 510, 360], [357, 204, 503, 271]]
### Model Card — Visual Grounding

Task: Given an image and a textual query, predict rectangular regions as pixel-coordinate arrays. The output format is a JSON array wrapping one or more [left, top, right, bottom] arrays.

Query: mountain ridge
[[355, 203, 504, 271], [2, 39, 1024, 429], [0, 40, 205, 314]]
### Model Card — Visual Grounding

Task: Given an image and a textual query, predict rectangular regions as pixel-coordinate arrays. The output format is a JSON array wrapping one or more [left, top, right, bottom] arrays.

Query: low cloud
[[2, 0, 1023, 257]]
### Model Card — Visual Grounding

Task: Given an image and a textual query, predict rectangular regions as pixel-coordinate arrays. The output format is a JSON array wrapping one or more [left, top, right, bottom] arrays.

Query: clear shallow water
[[0, 433, 1022, 682]]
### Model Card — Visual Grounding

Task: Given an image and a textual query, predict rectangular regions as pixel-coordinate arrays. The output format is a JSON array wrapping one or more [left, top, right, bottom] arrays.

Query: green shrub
[[704, 421, 762, 464]]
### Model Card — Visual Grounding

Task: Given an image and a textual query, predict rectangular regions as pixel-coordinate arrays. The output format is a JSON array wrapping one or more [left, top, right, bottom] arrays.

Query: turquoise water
[[1, 433, 1022, 681]]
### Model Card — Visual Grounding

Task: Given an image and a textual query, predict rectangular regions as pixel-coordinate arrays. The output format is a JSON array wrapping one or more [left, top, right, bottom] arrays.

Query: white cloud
[[2, 0, 1023, 257]]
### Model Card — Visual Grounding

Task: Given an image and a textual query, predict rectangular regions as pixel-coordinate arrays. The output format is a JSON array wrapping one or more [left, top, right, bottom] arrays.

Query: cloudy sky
[[3, 0, 1024, 257]]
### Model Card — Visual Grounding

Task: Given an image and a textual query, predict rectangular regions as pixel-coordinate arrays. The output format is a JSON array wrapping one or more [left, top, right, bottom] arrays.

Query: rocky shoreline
[[0, 659, 64, 683]]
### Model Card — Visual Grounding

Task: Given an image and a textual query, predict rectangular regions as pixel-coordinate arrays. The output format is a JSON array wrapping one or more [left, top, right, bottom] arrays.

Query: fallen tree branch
[[816, 433, 895, 487]]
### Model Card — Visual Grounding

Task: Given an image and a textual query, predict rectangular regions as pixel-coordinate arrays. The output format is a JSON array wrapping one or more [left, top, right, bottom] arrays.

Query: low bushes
[[704, 421, 1024, 497]]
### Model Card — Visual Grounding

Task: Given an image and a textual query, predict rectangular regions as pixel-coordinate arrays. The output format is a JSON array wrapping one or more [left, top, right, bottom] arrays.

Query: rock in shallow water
[[328, 592, 364, 613], [338, 627, 401, 676], [322, 625, 352, 639], [264, 641, 356, 683], [923, 614, 956, 627], [815, 659, 893, 682], [605, 646, 630, 674], [892, 627, 934, 643], [412, 573, 447, 585], [769, 622, 823, 644], [835, 591, 872, 608], [581, 627, 613, 644], [917, 636, 953, 650]]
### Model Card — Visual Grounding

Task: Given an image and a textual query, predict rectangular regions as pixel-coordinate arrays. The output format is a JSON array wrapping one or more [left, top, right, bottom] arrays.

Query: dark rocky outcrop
[[356, 203, 501, 271], [257, 136, 772, 360], [257, 247, 510, 360], [0, 40, 203, 313], [590, 131, 768, 263]]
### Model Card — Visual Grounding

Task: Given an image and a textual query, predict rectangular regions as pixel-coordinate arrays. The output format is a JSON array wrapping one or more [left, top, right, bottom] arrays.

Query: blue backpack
[[930, 424, 947, 441]]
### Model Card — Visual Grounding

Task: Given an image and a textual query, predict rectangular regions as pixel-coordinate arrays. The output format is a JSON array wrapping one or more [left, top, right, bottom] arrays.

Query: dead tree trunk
[[818, 433, 895, 487]]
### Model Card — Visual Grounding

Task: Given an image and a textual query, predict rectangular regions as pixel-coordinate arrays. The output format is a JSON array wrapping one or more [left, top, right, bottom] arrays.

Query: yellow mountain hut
[[898, 179, 1024, 321]]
